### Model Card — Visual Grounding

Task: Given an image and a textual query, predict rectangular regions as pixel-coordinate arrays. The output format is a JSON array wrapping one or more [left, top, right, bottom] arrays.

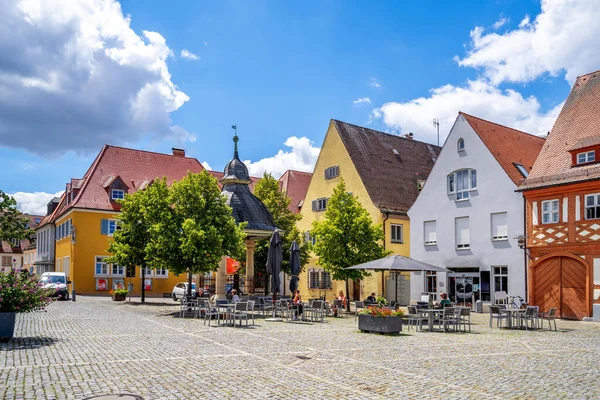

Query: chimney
[[172, 147, 185, 157], [403, 132, 414, 140]]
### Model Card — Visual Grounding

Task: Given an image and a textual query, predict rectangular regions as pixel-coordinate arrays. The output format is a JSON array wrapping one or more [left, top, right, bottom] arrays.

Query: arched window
[[457, 138, 465, 152], [447, 169, 477, 200]]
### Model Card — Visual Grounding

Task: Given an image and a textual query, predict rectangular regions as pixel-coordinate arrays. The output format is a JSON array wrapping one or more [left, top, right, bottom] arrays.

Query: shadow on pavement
[[0, 336, 59, 349]]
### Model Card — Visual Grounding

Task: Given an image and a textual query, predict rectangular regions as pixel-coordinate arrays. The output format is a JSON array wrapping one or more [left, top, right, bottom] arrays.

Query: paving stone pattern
[[1, 297, 600, 399]]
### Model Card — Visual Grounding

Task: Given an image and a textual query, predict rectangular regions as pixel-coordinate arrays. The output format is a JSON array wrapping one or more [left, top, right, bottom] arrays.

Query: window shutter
[[101, 219, 109, 235], [491, 213, 508, 239], [312, 200, 317, 211]]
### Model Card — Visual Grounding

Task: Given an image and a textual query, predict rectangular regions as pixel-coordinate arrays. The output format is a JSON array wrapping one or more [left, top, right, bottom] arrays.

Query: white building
[[34, 197, 61, 274], [408, 113, 544, 306]]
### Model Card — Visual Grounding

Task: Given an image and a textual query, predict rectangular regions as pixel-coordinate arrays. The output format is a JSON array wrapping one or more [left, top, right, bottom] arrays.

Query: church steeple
[[221, 131, 252, 185]]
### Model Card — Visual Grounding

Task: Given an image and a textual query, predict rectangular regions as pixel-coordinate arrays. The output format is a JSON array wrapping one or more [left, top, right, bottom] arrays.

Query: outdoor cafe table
[[419, 309, 444, 332], [500, 308, 525, 329], [216, 303, 236, 326]]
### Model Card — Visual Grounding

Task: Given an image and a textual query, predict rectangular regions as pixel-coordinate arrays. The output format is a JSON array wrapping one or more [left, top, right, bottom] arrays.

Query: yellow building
[[52, 145, 204, 297], [298, 120, 440, 303]]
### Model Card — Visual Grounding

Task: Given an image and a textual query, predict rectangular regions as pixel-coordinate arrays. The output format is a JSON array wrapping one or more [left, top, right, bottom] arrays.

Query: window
[[491, 212, 508, 240], [111, 189, 125, 200], [95, 256, 108, 276], [1, 256, 11, 267], [155, 267, 168, 277], [424, 221, 437, 245], [324, 166, 339, 180], [577, 151, 595, 164], [126, 266, 136, 278], [447, 169, 476, 200], [514, 163, 529, 178], [585, 194, 600, 220], [311, 197, 328, 212], [308, 269, 332, 289], [457, 138, 465, 152], [455, 217, 470, 249], [111, 264, 124, 276], [541, 199, 559, 224], [143, 267, 154, 276], [304, 231, 317, 246], [493, 266, 508, 294], [390, 224, 403, 243], [55, 219, 72, 241], [426, 272, 437, 300], [101, 219, 118, 235]]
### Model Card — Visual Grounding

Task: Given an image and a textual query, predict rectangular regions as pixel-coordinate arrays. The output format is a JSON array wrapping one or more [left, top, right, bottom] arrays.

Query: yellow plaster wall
[[55, 210, 184, 297], [297, 121, 413, 301]]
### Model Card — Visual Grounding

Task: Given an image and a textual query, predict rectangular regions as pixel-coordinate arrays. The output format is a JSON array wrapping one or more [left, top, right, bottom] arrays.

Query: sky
[[2, 0, 600, 215]]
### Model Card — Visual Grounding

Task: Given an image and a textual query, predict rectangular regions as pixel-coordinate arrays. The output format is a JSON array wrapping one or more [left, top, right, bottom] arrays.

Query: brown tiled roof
[[278, 170, 312, 213], [207, 171, 260, 192], [56, 145, 204, 217], [521, 70, 600, 190], [333, 120, 441, 212], [460, 113, 545, 186], [568, 136, 600, 151]]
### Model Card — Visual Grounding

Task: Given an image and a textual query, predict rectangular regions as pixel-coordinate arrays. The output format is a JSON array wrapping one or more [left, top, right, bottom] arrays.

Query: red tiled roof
[[278, 170, 312, 213], [460, 113, 545, 186], [207, 170, 260, 192], [56, 145, 204, 217], [521, 70, 600, 190]]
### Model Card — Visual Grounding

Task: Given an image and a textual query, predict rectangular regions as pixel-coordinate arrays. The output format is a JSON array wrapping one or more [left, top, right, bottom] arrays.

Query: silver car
[[171, 282, 196, 301]]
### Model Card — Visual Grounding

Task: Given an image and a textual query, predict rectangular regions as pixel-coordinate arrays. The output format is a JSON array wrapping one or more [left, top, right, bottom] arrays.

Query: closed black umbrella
[[289, 240, 300, 292], [266, 230, 282, 303]]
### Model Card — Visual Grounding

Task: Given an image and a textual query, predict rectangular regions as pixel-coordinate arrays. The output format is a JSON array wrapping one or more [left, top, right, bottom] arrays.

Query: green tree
[[0, 190, 30, 242], [311, 179, 390, 311], [146, 171, 247, 296], [253, 173, 309, 292]]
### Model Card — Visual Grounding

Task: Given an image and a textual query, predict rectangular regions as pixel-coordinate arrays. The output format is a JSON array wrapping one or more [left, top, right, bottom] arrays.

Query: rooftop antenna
[[433, 118, 440, 146]]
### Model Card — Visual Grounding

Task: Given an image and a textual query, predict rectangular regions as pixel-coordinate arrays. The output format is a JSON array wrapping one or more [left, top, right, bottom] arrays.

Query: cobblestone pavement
[[1, 297, 600, 400]]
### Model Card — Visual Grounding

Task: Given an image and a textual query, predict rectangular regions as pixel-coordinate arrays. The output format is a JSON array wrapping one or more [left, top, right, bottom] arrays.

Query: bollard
[[72, 289, 76, 302]]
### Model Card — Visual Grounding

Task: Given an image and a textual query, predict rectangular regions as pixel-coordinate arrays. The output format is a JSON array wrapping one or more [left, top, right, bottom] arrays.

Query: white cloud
[[10, 191, 64, 216], [203, 41, 208, 46], [353, 97, 371, 105], [374, 79, 562, 144], [180, 49, 199, 60], [458, 0, 600, 84], [492, 16, 509, 30], [0, 0, 194, 156], [243, 136, 320, 178], [368, 77, 381, 88], [201, 161, 212, 170]]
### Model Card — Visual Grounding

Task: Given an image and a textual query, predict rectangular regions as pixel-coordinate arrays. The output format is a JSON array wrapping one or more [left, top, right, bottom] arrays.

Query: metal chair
[[310, 300, 326, 322], [489, 305, 508, 328], [195, 298, 208, 319], [203, 300, 220, 326], [459, 307, 471, 332], [179, 296, 196, 318], [407, 305, 428, 331], [538, 307, 558, 331], [232, 302, 250, 327], [517, 306, 538, 330], [439, 307, 459, 332], [354, 301, 365, 321]]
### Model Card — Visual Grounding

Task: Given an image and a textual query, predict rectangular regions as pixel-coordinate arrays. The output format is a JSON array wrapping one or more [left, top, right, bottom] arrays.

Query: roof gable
[[332, 120, 441, 212], [522, 70, 600, 190], [279, 170, 312, 213], [460, 113, 545, 185]]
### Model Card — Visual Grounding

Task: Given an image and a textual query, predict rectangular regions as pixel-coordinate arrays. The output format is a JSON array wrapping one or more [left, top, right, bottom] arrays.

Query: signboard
[[112, 278, 125, 290], [144, 279, 153, 291], [96, 278, 108, 291], [226, 257, 240, 275]]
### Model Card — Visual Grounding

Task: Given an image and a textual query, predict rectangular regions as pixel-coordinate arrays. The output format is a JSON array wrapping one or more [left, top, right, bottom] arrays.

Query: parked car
[[171, 282, 198, 301], [40, 272, 71, 300]]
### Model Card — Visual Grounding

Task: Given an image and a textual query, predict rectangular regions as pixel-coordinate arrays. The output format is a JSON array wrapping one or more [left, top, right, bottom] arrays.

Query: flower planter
[[0, 312, 16, 339], [358, 314, 402, 334], [112, 294, 126, 301]]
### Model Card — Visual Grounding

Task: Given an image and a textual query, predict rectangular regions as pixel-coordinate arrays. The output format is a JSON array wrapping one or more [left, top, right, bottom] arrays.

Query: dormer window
[[457, 138, 465, 152], [111, 189, 125, 200], [577, 151, 595, 165]]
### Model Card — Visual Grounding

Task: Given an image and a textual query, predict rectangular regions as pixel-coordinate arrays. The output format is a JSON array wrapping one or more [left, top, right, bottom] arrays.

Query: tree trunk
[[141, 265, 145, 303], [345, 278, 351, 312], [187, 268, 193, 296]]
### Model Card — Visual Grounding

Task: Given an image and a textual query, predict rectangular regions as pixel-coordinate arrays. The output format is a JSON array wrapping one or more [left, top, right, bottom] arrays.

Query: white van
[[40, 272, 71, 300]]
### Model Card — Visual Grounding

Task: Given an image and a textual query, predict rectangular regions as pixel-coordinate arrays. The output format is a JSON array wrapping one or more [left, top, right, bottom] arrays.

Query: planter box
[[112, 294, 126, 301], [358, 314, 402, 334], [0, 312, 16, 339]]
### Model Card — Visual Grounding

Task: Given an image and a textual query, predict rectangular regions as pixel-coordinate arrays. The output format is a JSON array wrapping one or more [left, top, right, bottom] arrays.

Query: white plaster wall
[[408, 115, 527, 301], [36, 225, 55, 264]]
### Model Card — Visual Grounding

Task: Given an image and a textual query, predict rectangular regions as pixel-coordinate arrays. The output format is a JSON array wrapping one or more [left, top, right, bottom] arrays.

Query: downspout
[[382, 212, 389, 296]]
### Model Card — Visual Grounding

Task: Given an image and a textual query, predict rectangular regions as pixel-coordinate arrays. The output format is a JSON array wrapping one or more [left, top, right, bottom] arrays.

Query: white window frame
[[491, 212, 508, 241], [493, 266, 508, 294], [577, 150, 595, 165], [143, 267, 154, 277], [155, 267, 168, 278], [111, 189, 125, 200], [95, 256, 109, 276], [585, 193, 600, 220], [424, 220, 437, 246], [447, 169, 476, 200], [111, 264, 124, 276], [457, 138, 465, 152], [541, 199, 559, 224], [390, 224, 403, 244], [312, 197, 328, 212], [455, 217, 470, 249], [108, 219, 118, 236]]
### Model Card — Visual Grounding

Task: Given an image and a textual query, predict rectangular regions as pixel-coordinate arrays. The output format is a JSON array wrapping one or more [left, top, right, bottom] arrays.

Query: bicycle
[[508, 295, 528, 309]]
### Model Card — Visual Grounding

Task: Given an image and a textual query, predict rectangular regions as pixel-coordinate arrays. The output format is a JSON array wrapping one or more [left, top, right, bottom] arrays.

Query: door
[[532, 255, 588, 320]]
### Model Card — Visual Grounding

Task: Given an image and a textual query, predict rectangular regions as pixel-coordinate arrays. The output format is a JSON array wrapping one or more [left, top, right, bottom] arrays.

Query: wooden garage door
[[533, 256, 588, 320]]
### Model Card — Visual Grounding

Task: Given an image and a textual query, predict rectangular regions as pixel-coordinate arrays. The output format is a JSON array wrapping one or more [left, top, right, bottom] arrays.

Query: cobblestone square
[[2, 297, 600, 399]]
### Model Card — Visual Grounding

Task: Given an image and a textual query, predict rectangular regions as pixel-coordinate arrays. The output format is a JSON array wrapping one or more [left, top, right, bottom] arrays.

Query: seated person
[[439, 293, 451, 308], [231, 289, 240, 303], [365, 292, 377, 304], [292, 290, 303, 320], [333, 291, 347, 317]]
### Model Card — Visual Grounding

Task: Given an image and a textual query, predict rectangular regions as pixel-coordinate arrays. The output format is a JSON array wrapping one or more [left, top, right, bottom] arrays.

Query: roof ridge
[[331, 119, 439, 148], [102, 144, 197, 159], [575, 69, 600, 80], [459, 112, 546, 141], [69, 145, 109, 210], [283, 169, 312, 175]]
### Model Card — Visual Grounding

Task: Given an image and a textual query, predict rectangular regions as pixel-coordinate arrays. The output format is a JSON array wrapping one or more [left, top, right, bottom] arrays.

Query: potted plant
[[357, 306, 404, 334], [0, 267, 54, 339], [110, 288, 128, 301]]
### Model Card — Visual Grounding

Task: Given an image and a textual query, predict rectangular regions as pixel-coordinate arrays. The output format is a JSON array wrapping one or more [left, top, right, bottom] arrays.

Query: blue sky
[[1, 0, 599, 214]]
